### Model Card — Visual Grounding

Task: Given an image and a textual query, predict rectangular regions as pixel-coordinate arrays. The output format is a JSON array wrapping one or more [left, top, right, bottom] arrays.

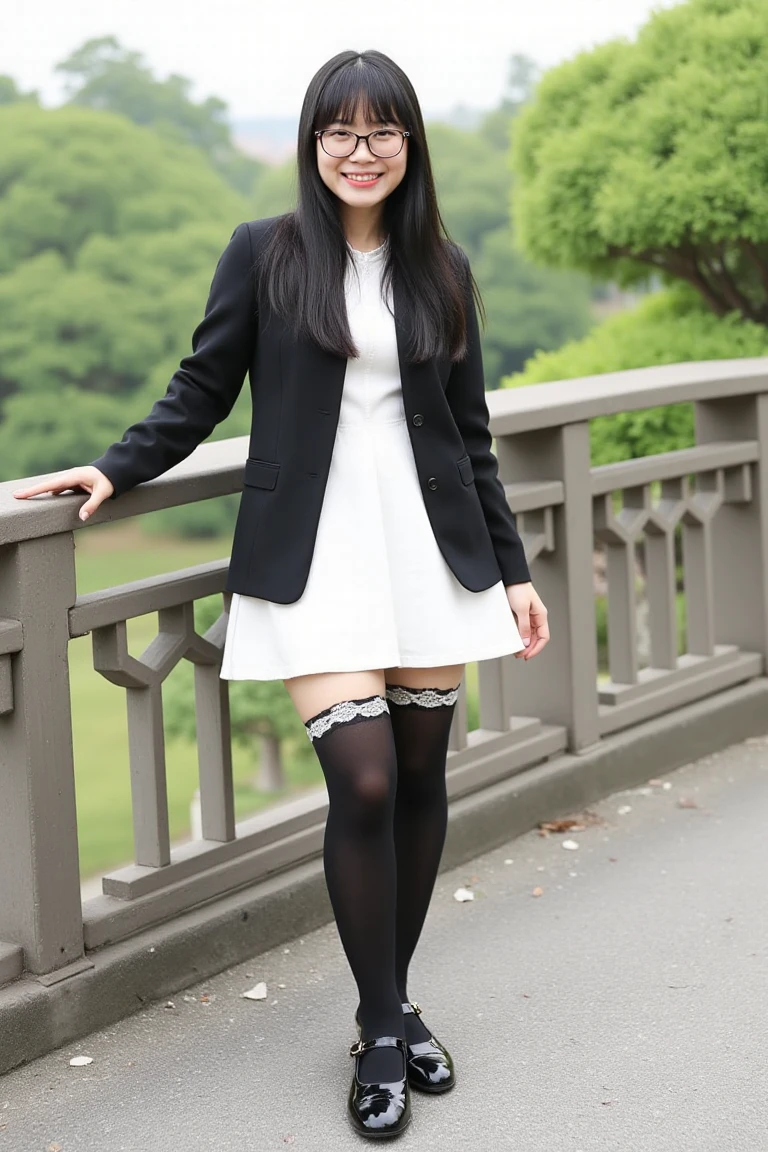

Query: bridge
[[1, 360, 768, 1146]]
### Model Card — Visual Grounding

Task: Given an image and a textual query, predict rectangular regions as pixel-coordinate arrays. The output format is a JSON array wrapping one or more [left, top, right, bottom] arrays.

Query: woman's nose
[[349, 136, 375, 160]]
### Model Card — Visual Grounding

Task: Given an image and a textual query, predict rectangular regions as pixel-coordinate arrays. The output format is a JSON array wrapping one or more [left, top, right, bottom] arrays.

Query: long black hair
[[259, 49, 483, 363]]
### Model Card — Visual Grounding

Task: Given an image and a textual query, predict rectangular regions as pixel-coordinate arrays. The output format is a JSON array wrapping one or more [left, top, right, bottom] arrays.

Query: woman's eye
[[328, 130, 352, 140], [373, 131, 396, 140]]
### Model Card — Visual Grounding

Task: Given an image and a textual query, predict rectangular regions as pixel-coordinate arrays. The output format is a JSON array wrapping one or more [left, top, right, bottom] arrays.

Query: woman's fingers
[[523, 603, 550, 659], [13, 474, 89, 498], [12, 468, 113, 520]]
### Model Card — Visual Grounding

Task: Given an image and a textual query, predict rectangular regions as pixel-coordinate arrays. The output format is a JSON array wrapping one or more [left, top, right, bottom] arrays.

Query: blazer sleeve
[[89, 222, 256, 500], [445, 250, 531, 586]]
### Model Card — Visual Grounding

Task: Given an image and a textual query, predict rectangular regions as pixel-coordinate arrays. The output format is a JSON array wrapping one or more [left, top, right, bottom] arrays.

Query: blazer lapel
[[393, 273, 434, 407]]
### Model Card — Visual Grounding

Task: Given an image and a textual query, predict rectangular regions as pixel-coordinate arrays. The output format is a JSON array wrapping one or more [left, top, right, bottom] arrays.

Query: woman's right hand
[[12, 467, 115, 521]]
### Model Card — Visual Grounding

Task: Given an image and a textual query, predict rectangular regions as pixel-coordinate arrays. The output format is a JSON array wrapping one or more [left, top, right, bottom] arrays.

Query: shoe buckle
[[410, 1001, 422, 1016], [349, 1039, 365, 1057]]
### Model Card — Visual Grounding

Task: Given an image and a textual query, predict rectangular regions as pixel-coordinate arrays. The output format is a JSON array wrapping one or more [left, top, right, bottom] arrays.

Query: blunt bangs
[[313, 60, 410, 131]]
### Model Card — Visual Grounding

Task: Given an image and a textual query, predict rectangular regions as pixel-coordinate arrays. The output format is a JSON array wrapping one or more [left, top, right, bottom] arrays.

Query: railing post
[[695, 394, 768, 663], [495, 420, 600, 751], [0, 533, 84, 974]]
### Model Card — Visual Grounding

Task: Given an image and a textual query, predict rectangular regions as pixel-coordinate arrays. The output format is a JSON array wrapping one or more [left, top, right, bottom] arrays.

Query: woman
[[14, 49, 549, 1140]]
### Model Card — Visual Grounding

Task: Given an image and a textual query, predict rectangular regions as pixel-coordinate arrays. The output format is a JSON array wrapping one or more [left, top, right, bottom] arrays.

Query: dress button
[[412, 414, 424, 427], [427, 477, 438, 491]]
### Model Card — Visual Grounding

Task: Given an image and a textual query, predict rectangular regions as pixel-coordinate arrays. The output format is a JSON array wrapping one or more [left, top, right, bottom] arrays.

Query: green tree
[[56, 36, 266, 198], [505, 284, 768, 464], [473, 226, 591, 380], [162, 596, 316, 791], [427, 121, 593, 386], [0, 76, 39, 105], [512, 0, 768, 324], [0, 101, 249, 488]]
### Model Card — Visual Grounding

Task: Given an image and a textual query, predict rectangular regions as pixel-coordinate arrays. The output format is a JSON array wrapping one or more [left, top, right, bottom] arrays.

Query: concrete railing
[[2, 357, 768, 999]]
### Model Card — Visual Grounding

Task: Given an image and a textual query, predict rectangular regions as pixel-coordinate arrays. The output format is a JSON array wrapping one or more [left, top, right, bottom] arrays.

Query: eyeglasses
[[315, 128, 410, 159]]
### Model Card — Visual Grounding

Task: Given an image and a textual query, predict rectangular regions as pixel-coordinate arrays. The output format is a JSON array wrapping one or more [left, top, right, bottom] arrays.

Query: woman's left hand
[[505, 582, 550, 660]]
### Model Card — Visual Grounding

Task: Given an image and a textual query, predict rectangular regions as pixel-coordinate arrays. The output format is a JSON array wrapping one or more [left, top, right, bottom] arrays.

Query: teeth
[[345, 174, 380, 182]]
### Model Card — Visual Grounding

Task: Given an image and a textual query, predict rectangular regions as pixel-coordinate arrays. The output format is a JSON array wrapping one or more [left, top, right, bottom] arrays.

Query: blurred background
[[3, 0, 766, 881]]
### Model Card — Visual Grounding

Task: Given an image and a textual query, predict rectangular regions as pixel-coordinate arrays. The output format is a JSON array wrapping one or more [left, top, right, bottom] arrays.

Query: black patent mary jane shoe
[[348, 1035, 412, 1139], [401, 1001, 456, 1094], [355, 1003, 456, 1095]]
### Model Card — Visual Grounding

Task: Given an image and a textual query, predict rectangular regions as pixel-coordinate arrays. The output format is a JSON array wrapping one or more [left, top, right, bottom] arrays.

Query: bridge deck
[[3, 739, 766, 1152]]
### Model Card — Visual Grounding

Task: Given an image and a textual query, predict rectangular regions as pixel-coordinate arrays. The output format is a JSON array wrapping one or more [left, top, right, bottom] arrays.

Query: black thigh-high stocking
[[304, 694, 405, 1084], [385, 682, 459, 1046]]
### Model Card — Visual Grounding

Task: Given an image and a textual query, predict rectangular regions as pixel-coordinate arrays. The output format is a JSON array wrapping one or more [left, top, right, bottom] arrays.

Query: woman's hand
[[13, 467, 114, 521], [505, 581, 550, 660]]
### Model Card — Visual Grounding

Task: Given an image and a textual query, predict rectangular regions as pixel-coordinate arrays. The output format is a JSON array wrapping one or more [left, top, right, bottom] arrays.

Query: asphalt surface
[[2, 738, 767, 1152]]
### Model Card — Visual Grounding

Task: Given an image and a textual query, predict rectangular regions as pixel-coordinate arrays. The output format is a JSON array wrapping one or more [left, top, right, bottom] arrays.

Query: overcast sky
[[5, 0, 675, 119]]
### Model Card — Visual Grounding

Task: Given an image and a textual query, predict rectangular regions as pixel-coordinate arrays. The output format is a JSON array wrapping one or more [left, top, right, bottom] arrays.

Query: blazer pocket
[[244, 457, 280, 490], [456, 454, 475, 486]]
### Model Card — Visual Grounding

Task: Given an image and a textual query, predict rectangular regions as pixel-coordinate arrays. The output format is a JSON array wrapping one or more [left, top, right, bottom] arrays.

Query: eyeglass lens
[[320, 130, 405, 158]]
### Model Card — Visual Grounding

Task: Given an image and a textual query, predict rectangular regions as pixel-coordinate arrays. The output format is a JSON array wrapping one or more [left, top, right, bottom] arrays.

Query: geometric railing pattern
[[2, 360, 768, 987]]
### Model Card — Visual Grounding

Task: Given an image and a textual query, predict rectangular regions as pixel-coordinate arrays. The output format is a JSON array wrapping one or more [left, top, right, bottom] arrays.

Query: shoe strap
[[349, 1035, 407, 1058], [402, 1001, 422, 1016]]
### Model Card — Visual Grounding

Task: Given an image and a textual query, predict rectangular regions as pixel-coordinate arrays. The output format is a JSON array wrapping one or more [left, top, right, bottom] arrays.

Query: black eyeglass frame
[[314, 128, 411, 158]]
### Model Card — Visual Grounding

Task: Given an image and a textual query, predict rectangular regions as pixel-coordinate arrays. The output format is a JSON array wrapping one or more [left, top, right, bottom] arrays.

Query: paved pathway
[[2, 738, 767, 1152]]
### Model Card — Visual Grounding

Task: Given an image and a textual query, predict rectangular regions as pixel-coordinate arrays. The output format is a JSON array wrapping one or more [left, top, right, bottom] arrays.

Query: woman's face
[[315, 105, 408, 211]]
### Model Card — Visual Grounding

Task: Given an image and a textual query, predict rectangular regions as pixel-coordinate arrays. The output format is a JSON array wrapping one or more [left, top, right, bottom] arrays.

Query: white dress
[[219, 240, 525, 682]]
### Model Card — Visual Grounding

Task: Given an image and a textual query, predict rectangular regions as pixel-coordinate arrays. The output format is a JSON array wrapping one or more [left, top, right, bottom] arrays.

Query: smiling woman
[[12, 46, 548, 1142]]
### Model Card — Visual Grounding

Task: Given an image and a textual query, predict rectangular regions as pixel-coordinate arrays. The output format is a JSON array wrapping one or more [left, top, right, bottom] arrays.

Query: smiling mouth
[[342, 173, 383, 183]]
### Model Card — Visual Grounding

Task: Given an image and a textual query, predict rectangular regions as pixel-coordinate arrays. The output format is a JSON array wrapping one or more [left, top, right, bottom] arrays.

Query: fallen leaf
[[617, 805, 632, 815], [69, 1056, 93, 1067], [562, 839, 579, 851], [48, 1144, 63, 1152], [453, 887, 474, 902], [532, 886, 544, 897], [648, 778, 663, 786], [242, 982, 268, 1001], [539, 818, 585, 834], [677, 797, 699, 809]]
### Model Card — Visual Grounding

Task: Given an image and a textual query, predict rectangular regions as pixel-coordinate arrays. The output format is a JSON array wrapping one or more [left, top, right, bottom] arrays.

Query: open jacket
[[90, 215, 531, 604]]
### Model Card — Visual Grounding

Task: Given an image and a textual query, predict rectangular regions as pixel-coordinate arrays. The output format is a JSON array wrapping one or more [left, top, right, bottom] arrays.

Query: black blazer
[[90, 215, 531, 604]]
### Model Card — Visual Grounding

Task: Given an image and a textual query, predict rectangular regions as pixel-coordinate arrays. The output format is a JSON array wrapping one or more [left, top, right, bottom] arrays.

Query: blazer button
[[427, 477, 438, 491], [412, 413, 424, 427]]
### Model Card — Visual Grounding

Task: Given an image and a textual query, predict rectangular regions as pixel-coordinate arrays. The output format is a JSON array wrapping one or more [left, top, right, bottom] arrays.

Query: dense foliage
[[512, 0, 768, 323], [0, 42, 593, 528], [507, 285, 768, 464], [506, 0, 768, 464]]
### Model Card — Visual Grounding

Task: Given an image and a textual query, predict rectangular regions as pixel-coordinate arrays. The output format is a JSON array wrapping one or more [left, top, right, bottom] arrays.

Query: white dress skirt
[[219, 240, 525, 682]]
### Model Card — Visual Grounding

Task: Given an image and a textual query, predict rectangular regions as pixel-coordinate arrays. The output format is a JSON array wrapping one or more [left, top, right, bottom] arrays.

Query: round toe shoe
[[347, 1035, 412, 1139], [402, 1001, 456, 1094]]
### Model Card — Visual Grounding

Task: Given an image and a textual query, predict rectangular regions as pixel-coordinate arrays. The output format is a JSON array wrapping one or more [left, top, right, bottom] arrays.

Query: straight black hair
[[258, 49, 484, 363]]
